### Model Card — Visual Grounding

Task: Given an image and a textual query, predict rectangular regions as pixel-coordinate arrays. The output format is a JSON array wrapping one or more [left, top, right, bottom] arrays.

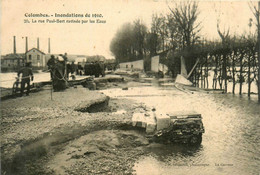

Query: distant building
[[75, 56, 87, 67], [86, 55, 106, 63], [25, 48, 46, 68], [119, 59, 144, 71], [44, 53, 108, 73], [45, 54, 86, 64], [1, 53, 25, 71]]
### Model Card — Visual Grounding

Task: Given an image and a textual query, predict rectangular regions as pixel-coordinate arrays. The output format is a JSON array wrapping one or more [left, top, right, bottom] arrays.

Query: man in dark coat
[[47, 55, 56, 80], [52, 57, 67, 91], [18, 62, 34, 96]]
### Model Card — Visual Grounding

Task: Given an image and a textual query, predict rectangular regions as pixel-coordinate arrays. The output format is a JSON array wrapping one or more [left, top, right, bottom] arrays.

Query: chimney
[[48, 38, 51, 53], [37, 37, 40, 49], [25, 37, 28, 53], [13, 36, 16, 54]]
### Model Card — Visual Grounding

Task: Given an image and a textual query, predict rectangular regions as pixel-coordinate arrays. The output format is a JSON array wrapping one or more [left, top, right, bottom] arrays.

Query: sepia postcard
[[1, 0, 260, 175]]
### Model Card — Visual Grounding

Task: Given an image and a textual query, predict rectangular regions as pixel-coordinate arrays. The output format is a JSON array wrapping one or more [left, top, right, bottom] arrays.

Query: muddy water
[[101, 83, 260, 175]]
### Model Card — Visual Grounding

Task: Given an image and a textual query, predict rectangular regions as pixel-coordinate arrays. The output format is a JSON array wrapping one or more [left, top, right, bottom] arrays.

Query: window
[[29, 55, 32, 60], [37, 55, 40, 60]]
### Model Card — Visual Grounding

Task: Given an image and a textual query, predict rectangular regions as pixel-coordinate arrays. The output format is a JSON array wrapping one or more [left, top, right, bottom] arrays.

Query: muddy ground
[[1, 78, 156, 175]]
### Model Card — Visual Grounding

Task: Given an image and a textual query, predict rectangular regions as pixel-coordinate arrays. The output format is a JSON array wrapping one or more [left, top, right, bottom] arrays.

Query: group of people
[[16, 53, 72, 96]]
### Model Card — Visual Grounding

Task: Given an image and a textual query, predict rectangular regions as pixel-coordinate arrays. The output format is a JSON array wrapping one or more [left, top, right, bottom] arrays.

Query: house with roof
[[25, 48, 46, 68], [1, 53, 25, 72], [119, 59, 144, 71]]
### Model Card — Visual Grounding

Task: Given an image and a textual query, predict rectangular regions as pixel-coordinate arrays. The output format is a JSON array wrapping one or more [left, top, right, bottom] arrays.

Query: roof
[[1, 53, 25, 60], [26, 48, 46, 55]]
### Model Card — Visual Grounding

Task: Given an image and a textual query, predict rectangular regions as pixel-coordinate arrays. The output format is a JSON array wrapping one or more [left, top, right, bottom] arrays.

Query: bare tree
[[110, 21, 148, 62], [166, 13, 179, 50], [150, 14, 162, 55], [151, 14, 168, 52], [133, 19, 147, 59], [217, 20, 230, 93], [168, 1, 201, 73], [249, 1, 260, 102], [168, 1, 201, 49]]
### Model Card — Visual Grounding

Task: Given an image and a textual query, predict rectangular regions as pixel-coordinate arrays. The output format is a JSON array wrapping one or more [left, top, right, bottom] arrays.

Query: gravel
[[1, 85, 149, 175]]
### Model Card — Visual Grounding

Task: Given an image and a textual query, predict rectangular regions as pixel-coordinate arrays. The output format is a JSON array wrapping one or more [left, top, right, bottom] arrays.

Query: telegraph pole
[[13, 36, 16, 54], [25, 37, 28, 53]]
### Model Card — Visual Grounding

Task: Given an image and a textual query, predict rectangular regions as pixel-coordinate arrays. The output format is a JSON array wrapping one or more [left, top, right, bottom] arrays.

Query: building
[[45, 54, 86, 64], [119, 59, 144, 71], [86, 55, 106, 63], [25, 48, 46, 68], [74, 56, 87, 67], [1, 53, 25, 72]]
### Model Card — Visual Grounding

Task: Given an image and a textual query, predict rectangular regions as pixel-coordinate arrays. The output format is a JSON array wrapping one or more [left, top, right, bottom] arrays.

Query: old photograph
[[1, 0, 260, 174]]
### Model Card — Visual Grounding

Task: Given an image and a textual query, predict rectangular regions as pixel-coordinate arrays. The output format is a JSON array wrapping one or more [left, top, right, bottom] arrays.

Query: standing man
[[18, 62, 34, 96], [47, 55, 56, 80], [63, 53, 68, 80]]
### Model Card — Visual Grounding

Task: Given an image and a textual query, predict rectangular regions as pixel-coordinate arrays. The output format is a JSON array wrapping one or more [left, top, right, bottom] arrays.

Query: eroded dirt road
[[1, 77, 260, 175]]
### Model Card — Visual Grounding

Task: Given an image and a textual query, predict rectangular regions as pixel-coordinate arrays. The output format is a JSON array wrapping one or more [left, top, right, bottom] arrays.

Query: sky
[[1, 0, 258, 59]]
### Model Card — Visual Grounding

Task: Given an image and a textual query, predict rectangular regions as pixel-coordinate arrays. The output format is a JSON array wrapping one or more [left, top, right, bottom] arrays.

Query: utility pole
[[13, 36, 16, 54], [25, 36, 28, 66], [25, 37, 28, 53], [37, 37, 40, 50]]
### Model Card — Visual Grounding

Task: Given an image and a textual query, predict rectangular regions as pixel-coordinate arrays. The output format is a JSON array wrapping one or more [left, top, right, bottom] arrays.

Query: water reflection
[[144, 143, 203, 161], [134, 143, 209, 175]]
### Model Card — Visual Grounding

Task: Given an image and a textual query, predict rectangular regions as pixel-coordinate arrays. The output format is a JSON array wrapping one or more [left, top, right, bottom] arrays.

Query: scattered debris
[[132, 110, 205, 145], [175, 74, 192, 86]]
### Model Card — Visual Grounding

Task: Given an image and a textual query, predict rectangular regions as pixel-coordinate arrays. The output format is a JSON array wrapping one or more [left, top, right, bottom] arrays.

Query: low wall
[[119, 60, 144, 71]]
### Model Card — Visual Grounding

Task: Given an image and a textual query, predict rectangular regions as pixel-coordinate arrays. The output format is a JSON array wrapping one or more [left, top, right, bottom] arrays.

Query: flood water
[[0, 72, 51, 88], [101, 81, 260, 175]]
